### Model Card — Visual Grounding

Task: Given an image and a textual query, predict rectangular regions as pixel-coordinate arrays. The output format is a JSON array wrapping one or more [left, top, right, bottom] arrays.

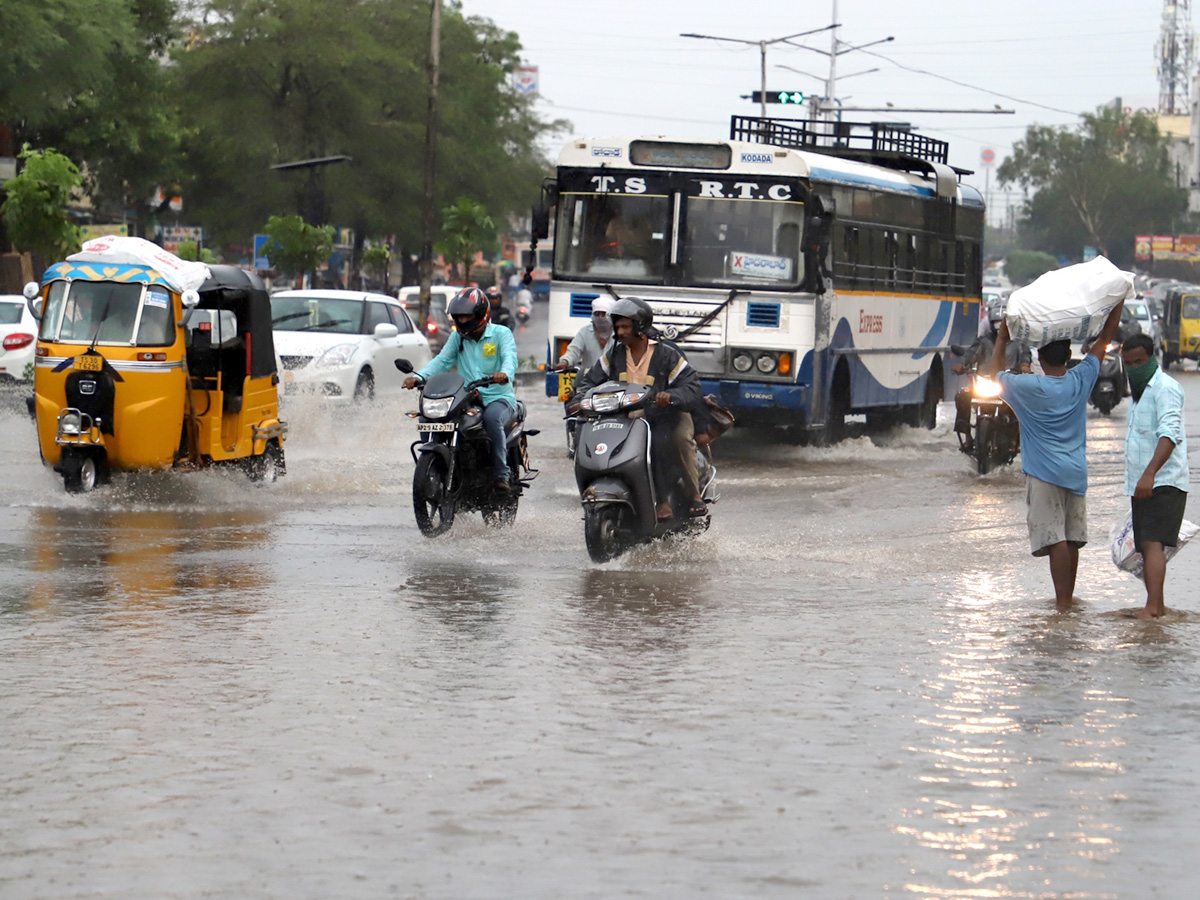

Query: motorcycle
[[396, 359, 538, 537], [515, 303, 530, 325], [959, 375, 1020, 475], [1087, 341, 1125, 415], [573, 380, 717, 562]]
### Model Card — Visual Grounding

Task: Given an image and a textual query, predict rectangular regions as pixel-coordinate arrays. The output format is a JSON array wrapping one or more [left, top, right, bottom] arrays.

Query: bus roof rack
[[729, 116, 972, 178]]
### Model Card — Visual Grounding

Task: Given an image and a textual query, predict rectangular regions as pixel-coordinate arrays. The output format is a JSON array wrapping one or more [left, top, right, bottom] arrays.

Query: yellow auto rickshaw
[[26, 253, 286, 493], [1162, 283, 1200, 369]]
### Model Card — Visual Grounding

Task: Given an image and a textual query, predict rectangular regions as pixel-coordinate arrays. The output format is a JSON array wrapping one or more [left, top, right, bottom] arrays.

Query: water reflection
[[17, 504, 271, 617]]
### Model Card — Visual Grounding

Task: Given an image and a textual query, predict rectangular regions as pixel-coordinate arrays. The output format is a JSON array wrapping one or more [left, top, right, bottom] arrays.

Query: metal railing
[[729, 116, 950, 167]]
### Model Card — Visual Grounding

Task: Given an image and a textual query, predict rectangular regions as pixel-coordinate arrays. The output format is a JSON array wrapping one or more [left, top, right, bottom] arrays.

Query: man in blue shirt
[[403, 287, 519, 492], [1120, 333, 1189, 618], [990, 301, 1124, 606]]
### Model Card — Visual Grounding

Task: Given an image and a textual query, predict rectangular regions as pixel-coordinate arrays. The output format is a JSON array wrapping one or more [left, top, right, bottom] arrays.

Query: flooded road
[[2, 365, 1200, 899]]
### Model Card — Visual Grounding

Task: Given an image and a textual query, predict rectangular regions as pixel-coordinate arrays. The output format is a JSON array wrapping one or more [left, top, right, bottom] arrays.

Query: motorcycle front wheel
[[974, 415, 995, 476], [584, 505, 627, 563], [413, 453, 455, 537]]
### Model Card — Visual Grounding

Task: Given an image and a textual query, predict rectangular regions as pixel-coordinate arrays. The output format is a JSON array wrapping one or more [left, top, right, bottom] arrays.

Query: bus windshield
[[555, 193, 670, 282], [681, 196, 805, 288], [1183, 295, 1200, 319]]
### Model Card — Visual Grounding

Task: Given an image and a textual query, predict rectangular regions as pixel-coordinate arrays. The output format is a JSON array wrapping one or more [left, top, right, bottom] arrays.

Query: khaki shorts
[[1026, 475, 1088, 557]]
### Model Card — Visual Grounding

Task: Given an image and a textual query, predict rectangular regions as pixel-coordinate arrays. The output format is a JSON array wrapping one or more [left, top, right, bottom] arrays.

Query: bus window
[[680, 196, 805, 288], [554, 193, 669, 282], [1183, 296, 1200, 319]]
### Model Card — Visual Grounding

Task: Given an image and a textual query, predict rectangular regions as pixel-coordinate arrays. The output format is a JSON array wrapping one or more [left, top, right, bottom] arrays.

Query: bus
[[539, 116, 984, 442]]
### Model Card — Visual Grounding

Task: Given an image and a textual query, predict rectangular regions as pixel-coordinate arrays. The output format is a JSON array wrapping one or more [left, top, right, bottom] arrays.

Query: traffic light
[[751, 90, 806, 105]]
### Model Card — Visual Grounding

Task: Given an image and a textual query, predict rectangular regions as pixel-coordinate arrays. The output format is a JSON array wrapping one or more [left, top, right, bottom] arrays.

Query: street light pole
[[680, 25, 839, 119], [418, 0, 442, 330]]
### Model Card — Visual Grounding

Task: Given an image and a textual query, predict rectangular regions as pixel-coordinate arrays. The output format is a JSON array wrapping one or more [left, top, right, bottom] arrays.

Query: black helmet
[[609, 297, 653, 336], [448, 287, 490, 340]]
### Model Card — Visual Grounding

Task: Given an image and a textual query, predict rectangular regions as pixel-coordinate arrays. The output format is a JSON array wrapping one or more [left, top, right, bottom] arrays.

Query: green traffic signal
[[750, 90, 805, 105]]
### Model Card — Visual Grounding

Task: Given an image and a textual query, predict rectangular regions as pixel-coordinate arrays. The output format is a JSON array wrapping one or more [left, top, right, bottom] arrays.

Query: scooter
[[1089, 341, 1125, 415], [515, 303, 530, 325], [396, 359, 538, 536], [573, 380, 717, 562]]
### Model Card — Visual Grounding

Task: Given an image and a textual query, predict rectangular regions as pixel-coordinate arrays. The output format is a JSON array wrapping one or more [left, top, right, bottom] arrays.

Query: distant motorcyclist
[[575, 298, 705, 519], [403, 287, 519, 493], [953, 295, 1031, 447], [486, 287, 515, 330], [553, 296, 615, 375]]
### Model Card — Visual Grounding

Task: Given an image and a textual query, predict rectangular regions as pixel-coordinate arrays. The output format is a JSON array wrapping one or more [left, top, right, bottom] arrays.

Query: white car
[[271, 290, 432, 401], [0, 295, 38, 383]]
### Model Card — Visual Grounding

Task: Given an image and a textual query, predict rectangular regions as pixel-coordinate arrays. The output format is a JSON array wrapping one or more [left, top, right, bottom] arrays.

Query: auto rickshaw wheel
[[61, 448, 101, 494], [247, 441, 281, 484]]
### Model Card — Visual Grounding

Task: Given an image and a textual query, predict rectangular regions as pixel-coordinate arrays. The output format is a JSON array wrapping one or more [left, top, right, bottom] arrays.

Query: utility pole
[[681, 26, 838, 118], [418, 0, 442, 329]]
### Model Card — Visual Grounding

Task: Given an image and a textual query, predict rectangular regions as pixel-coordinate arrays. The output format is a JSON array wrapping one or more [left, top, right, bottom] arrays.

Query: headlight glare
[[973, 377, 1002, 399]]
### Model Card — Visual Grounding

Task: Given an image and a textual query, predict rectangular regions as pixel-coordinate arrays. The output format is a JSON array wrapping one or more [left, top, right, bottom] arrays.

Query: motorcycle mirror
[[395, 358, 414, 373]]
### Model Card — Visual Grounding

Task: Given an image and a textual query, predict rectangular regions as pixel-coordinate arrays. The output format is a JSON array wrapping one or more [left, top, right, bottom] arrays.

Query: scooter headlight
[[973, 377, 1002, 399], [421, 396, 453, 418], [591, 392, 622, 413], [60, 411, 82, 435]]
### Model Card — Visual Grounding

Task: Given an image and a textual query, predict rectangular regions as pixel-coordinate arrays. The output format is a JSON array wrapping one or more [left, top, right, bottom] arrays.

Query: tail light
[[3, 333, 34, 351], [426, 320, 439, 334]]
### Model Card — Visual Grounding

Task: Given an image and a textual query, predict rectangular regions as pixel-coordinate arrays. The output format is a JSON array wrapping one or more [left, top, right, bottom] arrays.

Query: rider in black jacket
[[576, 298, 705, 518]]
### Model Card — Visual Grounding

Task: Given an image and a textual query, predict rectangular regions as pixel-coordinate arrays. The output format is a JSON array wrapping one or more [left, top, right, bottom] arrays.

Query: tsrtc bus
[[539, 116, 984, 442]]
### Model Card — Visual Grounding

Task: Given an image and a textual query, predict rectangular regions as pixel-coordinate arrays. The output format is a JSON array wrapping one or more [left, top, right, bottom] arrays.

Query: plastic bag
[[68, 236, 211, 293], [1005, 256, 1134, 346], [1109, 512, 1199, 580]]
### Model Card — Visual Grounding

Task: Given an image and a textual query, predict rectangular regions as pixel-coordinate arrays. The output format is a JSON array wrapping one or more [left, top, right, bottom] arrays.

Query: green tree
[[262, 214, 334, 282], [1004, 250, 1059, 286], [434, 196, 495, 281], [998, 106, 1187, 266], [1, 146, 82, 263], [3, 0, 182, 233], [176, 240, 217, 264], [170, 0, 564, 251]]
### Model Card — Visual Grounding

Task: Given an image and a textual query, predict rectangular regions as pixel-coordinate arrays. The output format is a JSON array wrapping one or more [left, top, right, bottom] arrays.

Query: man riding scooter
[[574, 298, 705, 519], [403, 287, 519, 493]]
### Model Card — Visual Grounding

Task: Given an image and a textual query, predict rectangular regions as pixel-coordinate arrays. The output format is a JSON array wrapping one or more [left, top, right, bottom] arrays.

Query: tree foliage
[[170, 0, 566, 252], [434, 196, 495, 280], [1, 146, 83, 262], [1003, 250, 1059, 286], [262, 215, 334, 280], [998, 106, 1187, 266]]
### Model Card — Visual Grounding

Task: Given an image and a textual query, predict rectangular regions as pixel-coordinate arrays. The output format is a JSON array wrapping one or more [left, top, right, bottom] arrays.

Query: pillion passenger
[[575, 297, 706, 520]]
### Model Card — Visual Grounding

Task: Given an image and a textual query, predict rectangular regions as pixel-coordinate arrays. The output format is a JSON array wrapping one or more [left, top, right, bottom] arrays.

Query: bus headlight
[[756, 352, 778, 374], [732, 351, 754, 373]]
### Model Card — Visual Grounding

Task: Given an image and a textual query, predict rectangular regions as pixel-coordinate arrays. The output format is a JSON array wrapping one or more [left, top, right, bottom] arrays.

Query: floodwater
[[2, 359, 1200, 899]]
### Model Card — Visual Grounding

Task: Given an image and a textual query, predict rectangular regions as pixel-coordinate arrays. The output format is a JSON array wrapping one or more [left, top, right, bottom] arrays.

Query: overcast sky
[[461, 0, 1172, 224]]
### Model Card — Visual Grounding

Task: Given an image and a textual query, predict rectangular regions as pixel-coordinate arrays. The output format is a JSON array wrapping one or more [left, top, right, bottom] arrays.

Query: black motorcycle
[[396, 360, 538, 537], [950, 345, 1020, 476], [573, 380, 717, 562], [1088, 342, 1125, 415]]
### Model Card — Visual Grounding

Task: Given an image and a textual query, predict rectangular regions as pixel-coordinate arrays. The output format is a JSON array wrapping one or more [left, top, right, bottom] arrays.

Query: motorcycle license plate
[[417, 422, 456, 432], [74, 355, 103, 372]]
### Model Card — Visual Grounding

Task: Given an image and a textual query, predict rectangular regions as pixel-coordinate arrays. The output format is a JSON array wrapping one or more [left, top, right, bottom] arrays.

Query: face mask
[[593, 315, 613, 338], [1126, 356, 1158, 398]]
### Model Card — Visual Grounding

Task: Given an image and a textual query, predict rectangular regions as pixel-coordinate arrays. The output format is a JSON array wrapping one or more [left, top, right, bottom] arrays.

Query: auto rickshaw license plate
[[74, 356, 103, 372], [417, 423, 455, 432]]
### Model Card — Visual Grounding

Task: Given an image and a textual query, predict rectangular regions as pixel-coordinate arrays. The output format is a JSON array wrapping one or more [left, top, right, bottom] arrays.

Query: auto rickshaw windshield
[[39, 281, 174, 346]]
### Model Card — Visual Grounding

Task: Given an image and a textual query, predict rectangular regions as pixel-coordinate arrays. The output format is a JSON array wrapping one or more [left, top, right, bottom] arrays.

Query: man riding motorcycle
[[403, 287, 519, 493], [575, 297, 705, 519], [486, 287, 515, 330], [953, 295, 1031, 448]]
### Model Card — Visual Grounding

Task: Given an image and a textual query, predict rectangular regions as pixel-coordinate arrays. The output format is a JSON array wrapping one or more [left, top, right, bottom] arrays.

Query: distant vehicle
[[1122, 298, 1162, 357], [983, 270, 1002, 287], [1161, 283, 1200, 370], [271, 290, 431, 401], [396, 285, 455, 353], [0, 295, 38, 383]]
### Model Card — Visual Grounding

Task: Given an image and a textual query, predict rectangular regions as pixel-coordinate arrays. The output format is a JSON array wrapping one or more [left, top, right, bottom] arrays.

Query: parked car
[[0, 294, 38, 383], [396, 285, 456, 354], [270, 290, 431, 401]]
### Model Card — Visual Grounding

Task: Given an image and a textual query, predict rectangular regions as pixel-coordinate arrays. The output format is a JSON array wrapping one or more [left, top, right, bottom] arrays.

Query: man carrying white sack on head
[[990, 301, 1125, 608]]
